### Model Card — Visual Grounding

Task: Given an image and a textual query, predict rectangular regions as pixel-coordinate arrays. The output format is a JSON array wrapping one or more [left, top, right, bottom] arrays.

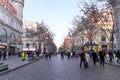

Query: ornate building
[[22, 21, 57, 53], [0, 0, 24, 55], [22, 20, 38, 52], [62, 36, 72, 52]]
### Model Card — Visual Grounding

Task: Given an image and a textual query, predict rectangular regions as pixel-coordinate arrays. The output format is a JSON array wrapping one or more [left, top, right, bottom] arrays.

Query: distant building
[[63, 36, 72, 52], [0, 0, 24, 55], [22, 21, 38, 52], [22, 21, 57, 53], [72, 8, 116, 52]]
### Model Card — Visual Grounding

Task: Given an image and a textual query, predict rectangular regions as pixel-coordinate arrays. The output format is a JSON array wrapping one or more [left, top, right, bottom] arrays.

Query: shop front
[[8, 43, 16, 55], [101, 45, 107, 51], [0, 45, 6, 52]]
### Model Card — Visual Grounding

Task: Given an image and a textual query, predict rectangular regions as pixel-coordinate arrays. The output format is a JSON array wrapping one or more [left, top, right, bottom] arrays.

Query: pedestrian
[[21, 51, 25, 61], [85, 51, 90, 69], [72, 51, 75, 58], [17, 51, 21, 57], [67, 51, 71, 59], [28, 51, 32, 61], [3, 50, 7, 61], [60, 51, 64, 59], [45, 50, 49, 60], [116, 49, 120, 63], [48, 51, 52, 60], [99, 50, 105, 66], [36, 51, 39, 57], [91, 50, 98, 65], [108, 50, 113, 63], [79, 51, 85, 68]]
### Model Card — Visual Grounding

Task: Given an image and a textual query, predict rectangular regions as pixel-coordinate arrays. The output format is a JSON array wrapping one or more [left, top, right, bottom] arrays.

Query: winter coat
[[85, 53, 90, 62]]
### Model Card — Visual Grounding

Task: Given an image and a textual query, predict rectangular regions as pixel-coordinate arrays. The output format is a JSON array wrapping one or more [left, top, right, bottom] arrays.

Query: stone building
[[0, 0, 24, 55], [63, 36, 72, 52], [22, 21, 38, 52]]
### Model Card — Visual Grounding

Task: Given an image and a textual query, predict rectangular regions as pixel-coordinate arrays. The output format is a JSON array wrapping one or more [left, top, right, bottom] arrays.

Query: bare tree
[[72, 1, 101, 51], [79, 0, 116, 51]]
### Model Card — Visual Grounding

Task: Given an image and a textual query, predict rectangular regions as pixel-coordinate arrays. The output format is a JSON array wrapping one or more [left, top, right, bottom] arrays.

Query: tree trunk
[[112, 0, 120, 50]]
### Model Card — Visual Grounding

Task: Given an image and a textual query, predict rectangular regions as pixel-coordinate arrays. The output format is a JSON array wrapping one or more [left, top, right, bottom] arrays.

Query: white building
[[0, 0, 24, 55], [22, 21, 38, 52]]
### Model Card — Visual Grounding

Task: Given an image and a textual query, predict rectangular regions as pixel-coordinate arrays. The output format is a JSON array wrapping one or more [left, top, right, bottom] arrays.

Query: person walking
[[21, 51, 25, 61], [79, 51, 85, 68], [99, 50, 105, 66], [108, 50, 113, 63], [3, 50, 7, 61], [91, 50, 98, 65], [60, 51, 64, 59], [85, 51, 90, 69], [48, 51, 52, 60], [67, 51, 71, 59], [116, 49, 120, 63]]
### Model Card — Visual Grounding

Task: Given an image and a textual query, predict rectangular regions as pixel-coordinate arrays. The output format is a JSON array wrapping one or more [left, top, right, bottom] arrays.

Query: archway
[[0, 29, 7, 42], [8, 32, 16, 55], [0, 29, 7, 54], [8, 33, 16, 44]]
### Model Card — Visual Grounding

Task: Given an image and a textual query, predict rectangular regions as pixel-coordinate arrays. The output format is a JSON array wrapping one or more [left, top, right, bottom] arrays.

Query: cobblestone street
[[0, 55, 120, 80]]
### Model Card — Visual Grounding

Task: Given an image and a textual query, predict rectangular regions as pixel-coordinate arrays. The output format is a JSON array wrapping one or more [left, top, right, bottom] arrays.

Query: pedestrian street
[[0, 55, 120, 80]]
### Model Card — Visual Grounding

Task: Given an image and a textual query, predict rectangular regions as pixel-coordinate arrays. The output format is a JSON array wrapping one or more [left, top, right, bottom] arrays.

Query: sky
[[23, 0, 80, 48]]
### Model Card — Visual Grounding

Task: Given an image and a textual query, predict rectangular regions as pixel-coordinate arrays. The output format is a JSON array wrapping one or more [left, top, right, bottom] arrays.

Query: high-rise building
[[0, 0, 24, 55]]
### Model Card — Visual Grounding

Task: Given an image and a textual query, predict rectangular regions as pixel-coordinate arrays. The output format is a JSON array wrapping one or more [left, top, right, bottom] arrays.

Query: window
[[101, 36, 106, 41], [110, 36, 114, 41], [32, 43, 36, 47], [26, 43, 30, 48], [0, 29, 7, 42]]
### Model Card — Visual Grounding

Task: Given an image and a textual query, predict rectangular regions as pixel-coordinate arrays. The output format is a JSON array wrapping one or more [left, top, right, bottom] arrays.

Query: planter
[[0, 64, 8, 72]]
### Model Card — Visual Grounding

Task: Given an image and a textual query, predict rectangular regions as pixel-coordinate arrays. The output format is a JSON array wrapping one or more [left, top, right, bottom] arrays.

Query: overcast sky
[[23, 0, 80, 48]]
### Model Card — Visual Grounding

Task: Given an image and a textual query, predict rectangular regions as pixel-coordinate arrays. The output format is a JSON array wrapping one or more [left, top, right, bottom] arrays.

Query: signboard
[[0, 45, 5, 48]]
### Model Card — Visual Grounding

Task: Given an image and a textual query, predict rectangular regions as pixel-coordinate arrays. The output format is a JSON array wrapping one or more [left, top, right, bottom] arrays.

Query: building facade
[[22, 21, 57, 53], [0, 0, 24, 55], [22, 21, 38, 52]]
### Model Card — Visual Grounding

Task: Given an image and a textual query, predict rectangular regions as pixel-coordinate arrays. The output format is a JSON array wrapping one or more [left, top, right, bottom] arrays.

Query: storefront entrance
[[9, 46, 15, 55], [102, 45, 107, 51]]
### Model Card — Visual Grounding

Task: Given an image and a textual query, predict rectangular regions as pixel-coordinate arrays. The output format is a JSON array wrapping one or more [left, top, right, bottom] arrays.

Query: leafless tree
[[72, 1, 101, 51]]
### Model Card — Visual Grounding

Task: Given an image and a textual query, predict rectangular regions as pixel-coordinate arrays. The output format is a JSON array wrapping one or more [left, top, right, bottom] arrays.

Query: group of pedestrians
[[79, 50, 106, 69], [60, 51, 76, 59]]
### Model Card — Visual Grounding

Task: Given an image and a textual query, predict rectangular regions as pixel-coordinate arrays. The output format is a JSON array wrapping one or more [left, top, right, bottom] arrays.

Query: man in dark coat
[[79, 51, 85, 68], [108, 50, 113, 63], [99, 50, 105, 66], [91, 50, 98, 65]]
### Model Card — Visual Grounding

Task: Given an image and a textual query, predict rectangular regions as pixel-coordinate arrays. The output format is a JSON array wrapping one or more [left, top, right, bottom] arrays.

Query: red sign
[[0, 0, 17, 15]]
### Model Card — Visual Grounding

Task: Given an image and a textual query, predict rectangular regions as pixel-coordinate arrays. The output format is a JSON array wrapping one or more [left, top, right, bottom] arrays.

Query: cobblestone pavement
[[0, 55, 120, 80]]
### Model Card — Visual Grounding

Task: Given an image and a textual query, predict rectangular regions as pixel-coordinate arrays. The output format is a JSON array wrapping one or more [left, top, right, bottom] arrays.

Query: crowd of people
[[59, 49, 120, 69], [1, 48, 120, 68]]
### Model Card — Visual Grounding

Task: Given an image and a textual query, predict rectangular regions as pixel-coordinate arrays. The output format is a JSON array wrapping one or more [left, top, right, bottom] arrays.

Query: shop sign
[[2, 43, 7, 46], [0, 45, 5, 48]]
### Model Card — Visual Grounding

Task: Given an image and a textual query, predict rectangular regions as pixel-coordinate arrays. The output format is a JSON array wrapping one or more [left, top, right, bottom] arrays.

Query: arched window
[[8, 33, 16, 44], [17, 35, 22, 45], [0, 29, 7, 42]]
